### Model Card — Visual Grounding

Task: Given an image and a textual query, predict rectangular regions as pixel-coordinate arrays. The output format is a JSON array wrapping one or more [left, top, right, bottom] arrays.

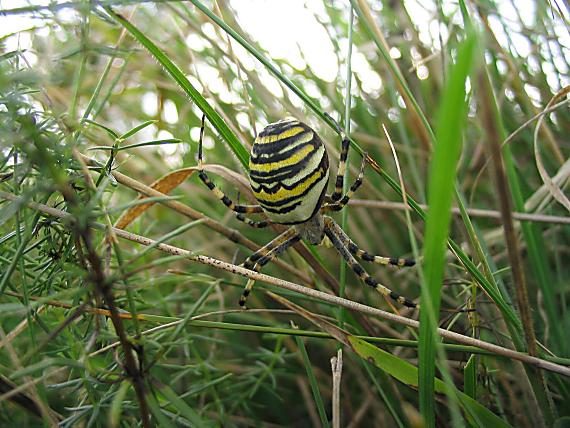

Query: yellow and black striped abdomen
[[249, 118, 329, 225]]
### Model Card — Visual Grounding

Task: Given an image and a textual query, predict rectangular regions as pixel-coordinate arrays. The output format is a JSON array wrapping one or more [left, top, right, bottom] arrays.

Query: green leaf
[[348, 336, 512, 428], [83, 118, 119, 140], [119, 119, 157, 139], [108, 380, 130, 428], [464, 355, 477, 399], [158, 383, 212, 427]]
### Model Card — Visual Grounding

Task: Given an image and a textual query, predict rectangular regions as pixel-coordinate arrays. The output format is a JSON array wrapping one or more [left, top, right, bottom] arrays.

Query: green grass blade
[[295, 332, 330, 428], [418, 33, 477, 427], [464, 355, 477, 399], [88, 139, 184, 152], [158, 382, 211, 427], [107, 8, 249, 169]]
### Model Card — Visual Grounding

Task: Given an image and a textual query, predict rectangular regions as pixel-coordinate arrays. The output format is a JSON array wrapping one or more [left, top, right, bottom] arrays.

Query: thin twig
[[330, 349, 343, 428], [348, 199, 570, 225], [2, 191, 570, 377]]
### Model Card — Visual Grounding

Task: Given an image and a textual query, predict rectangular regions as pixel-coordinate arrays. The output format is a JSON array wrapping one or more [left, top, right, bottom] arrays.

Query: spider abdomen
[[249, 118, 329, 225]]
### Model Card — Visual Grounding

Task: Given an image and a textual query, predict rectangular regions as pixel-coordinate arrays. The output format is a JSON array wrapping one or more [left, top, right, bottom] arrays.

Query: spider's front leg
[[323, 152, 367, 212], [235, 213, 270, 229], [323, 113, 368, 212], [325, 113, 351, 203], [197, 114, 264, 216], [239, 227, 301, 308]]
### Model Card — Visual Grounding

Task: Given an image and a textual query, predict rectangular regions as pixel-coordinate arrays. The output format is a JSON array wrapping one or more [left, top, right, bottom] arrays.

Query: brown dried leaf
[[114, 164, 255, 230], [114, 168, 197, 230]]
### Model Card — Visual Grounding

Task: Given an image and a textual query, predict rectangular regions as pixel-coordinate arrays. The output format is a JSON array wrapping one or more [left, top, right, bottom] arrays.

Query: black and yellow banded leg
[[240, 227, 301, 307], [323, 217, 417, 309], [327, 219, 415, 267], [326, 113, 350, 203], [323, 154, 366, 212], [235, 213, 271, 229], [197, 114, 263, 215], [198, 170, 263, 214]]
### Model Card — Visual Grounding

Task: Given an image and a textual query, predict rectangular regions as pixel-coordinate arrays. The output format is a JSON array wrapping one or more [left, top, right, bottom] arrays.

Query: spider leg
[[326, 113, 350, 203], [235, 213, 272, 228], [327, 219, 415, 267], [323, 217, 417, 308], [240, 227, 301, 307], [323, 154, 366, 212], [197, 114, 263, 215]]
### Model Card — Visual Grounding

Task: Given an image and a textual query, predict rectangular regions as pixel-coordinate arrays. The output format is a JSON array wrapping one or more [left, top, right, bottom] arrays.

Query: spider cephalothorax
[[197, 115, 416, 309]]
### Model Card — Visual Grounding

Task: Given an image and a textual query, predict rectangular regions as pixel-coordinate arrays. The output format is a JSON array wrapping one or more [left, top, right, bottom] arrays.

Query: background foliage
[[0, 1, 569, 426]]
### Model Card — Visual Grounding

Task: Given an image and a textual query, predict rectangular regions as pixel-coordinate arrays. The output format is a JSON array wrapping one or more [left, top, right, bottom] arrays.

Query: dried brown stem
[[477, 69, 553, 422], [477, 72, 538, 356], [348, 199, 570, 225], [330, 349, 343, 428]]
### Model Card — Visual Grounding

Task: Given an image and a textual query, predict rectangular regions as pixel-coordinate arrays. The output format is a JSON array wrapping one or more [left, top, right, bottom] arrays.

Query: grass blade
[[418, 33, 477, 427], [295, 328, 330, 428], [107, 8, 249, 169]]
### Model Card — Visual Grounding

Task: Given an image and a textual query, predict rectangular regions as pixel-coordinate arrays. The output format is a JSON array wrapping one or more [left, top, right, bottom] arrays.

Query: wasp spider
[[197, 115, 417, 308]]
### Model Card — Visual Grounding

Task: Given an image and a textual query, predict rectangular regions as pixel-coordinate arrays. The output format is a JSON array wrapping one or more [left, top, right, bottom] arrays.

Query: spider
[[197, 114, 417, 309]]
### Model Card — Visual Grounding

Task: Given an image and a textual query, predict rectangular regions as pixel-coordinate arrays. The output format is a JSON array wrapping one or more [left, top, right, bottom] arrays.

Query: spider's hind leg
[[323, 217, 417, 309], [329, 219, 415, 267], [239, 228, 301, 307]]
